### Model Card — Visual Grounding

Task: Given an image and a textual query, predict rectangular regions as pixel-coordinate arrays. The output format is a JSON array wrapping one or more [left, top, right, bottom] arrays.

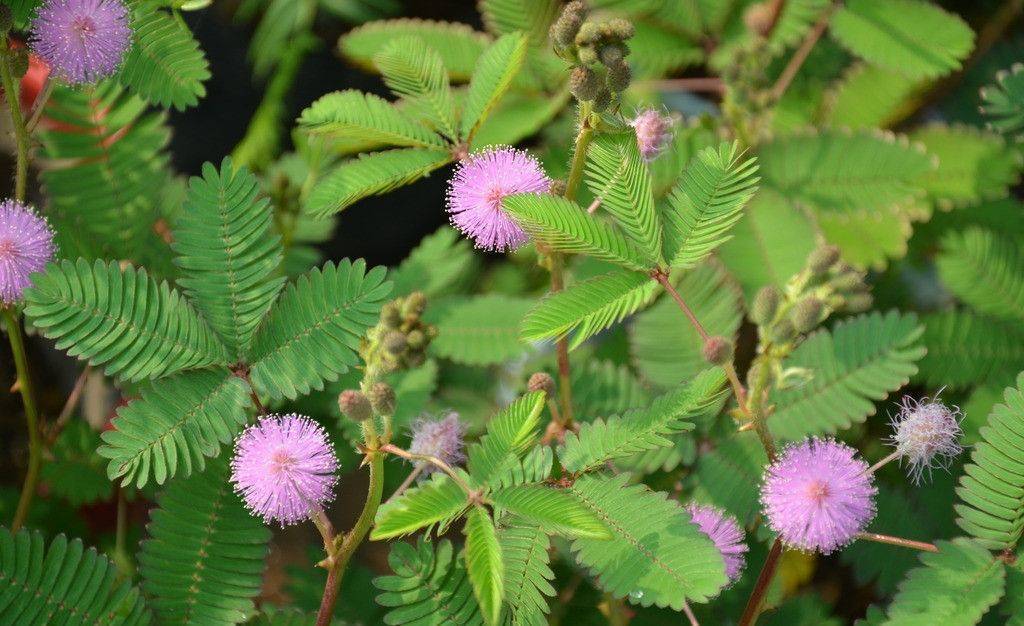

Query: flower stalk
[[0, 39, 31, 203], [6, 306, 42, 532]]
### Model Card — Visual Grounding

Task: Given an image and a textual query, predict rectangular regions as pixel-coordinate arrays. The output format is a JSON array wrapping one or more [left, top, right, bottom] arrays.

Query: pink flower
[[0, 200, 56, 304], [686, 503, 748, 583], [888, 395, 963, 484], [409, 412, 466, 475], [760, 438, 876, 554], [630, 109, 674, 161], [446, 146, 550, 252], [230, 414, 338, 526], [30, 0, 132, 85]]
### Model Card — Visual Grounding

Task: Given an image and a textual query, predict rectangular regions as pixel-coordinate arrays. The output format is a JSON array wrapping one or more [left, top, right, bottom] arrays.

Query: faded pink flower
[[888, 395, 963, 484], [630, 108, 673, 161], [686, 503, 748, 583], [0, 200, 56, 304], [409, 412, 466, 475]]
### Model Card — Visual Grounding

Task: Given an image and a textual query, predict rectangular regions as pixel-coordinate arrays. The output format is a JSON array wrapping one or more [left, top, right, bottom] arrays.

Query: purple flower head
[[760, 438, 877, 554], [446, 146, 550, 252], [0, 200, 55, 304], [686, 503, 748, 583], [888, 394, 963, 484], [30, 0, 132, 85], [630, 108, 674, 162], [409, 411, 467, 475], [230, 414, 339, 526]]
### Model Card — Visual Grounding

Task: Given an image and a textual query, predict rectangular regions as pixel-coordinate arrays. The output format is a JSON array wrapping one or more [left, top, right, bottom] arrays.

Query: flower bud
[[606, 59, 631, 92], [339, 390, 372, 422], [592, 87, 612, 112], [527, 372, 556, 396], [790, 298, 823, 333], [744, 2, 774, 37], [569, 65, 601, 101], [702, 336, 734, 366], [604, 18, 635, 40], [807, 245, 840, 275], [843, 292, 873, 313], [383, 330, 407, 355], [549, 179, 567, 196], [550, 1, 586, 48], [575, 21, 601, 46], [831, 269, 864, 293], [751, 286, 780, 326], [402, 292, 427, 318], [767, 318, 796, 344], [406, 329, 427, 350], [368, 382, 396, 416], [577, 45, 598, 65], [381, 302, 401, 328], [598, 43, 626, 66]]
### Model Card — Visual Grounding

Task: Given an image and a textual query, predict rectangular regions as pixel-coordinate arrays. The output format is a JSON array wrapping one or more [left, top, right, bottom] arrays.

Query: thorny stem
[[380, 443, 475, 497], [856, 532, 938, 553], [7, 307, 42, 533], [768, 3, 834, 102], [738, 538, 784, 626], [0, 39, 31, 202]]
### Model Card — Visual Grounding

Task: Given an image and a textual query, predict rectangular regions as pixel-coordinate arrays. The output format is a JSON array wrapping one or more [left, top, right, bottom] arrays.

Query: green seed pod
[[339, 390, 372, 422], [606, 60, 631, 92], [368, 382, 397, 416], [807, 245, 841, 275], [702, 336, 734, 366], [790, 297, 824, 333], [751, 286, 781, 326], [527, 372, 556, 396], [569, 65, 601, 101], [767, 318, 797, 344]]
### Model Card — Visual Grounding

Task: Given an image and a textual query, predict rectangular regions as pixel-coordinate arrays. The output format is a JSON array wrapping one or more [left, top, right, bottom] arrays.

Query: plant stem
[[0, 39, 31, 202], [769, 4, 834, 102], [6, 308, 42, 532], [856, 532, 938, 553], [866, 450, 901, 475], [384, 464, 424, 505], [682, 601, 701, 626], [25, 79, 53, 134], [380, 443, 475, 496], [46, 365, 91, 446], [738, 538, 783, 626], [314, 450, 384, 626]]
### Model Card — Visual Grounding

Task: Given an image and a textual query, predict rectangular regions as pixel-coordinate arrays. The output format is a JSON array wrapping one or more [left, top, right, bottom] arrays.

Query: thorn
[[10, 379, 19, 393]]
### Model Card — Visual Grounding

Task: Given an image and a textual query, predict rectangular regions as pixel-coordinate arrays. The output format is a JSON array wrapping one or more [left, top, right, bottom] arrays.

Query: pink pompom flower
[[446, 146, 551, 252], [0, 200, 56, 304], [630, 108, 674, 162], [409, 411, 467, 475], [30, 0, 132, 85], [760, 438, 877, 554], [230, 414, 339, 526], [888, 394, 963, 484], [686, 503, 748, 583]]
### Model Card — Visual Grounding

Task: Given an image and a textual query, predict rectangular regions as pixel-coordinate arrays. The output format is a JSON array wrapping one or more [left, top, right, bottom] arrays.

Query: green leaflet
[[479, 0, 560, 44], [139, 455, 270, 625], [41, 421, 111, 507], [468, 392, 547, 487], [374, 538, 483, 625], [498, 521, 555, 626], [662, 141, 759, 269], [501, 194, 656, 270], [909, 124, 1022, 209], [248, 259, 392, 400], [824, 64, 923, 130], [427, 295, 534, 365], [627, 19, 703, 78], [298, 90, 445, 148], [689, 433, 769, 525], [956, 372, 1024, 550], [937, 228, 1024, 323], [119, 4, 211, 110], [305, 148, 452, 217], [571, 359, 651, 420], [24, 259, 228, 382], [490, 485, 612, 539], [566, 473, 728, 607], [461, 32, 529, 141], [390, 227, 479, 298], [172, 158, 285, 360], [98, 368, 251, 488], [376, 37, 458, 140], [372, 473, 469, 540], [981, 63, 1024, 141], [0, 528, 152, 625], [340, 19, 490, 80], [464, 506, 504, 626], [584, 132, 663, 257], [558, 368, 725, 473], [767, 310, 926, 439], [520, 269, 658, 350], [918, 311, 1024, 390], [830, 0, 974, 80]]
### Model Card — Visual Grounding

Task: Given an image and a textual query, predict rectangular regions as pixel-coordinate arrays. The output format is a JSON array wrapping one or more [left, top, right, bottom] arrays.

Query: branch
[[738, 538, 784, 626], [769, 4, 834, 102], [856, 532, 938, 552]]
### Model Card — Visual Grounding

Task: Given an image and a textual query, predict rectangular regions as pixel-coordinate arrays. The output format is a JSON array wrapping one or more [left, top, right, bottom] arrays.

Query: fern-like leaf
[[372, 472, 469, 540], [427, 295, 533, 365], [41, 421, 111, 506], [374, 538, 483, 625], [340, 19, 490, 81], [479, 0, 560, 44], [139, 455, 270, 625], [390, 226, 479, 297], [119, 4, 211, 110], [0, 528, 152, 625], [909, 124, 1021, 209], [501, 194, 656, 270], [98, 368, 251, 488], [461, 32, 529, 141], [173, 158, 285, 360], [938, 228, 1024, 323], [767, 311, 925, 439], [376, 37, 458, 140], [24, 259, 228, 382], [498, 521, 554, 626], [248, 259, 391, 400], [298, 90, 446, 149], [571, 359, 650, 420], [464, 506, 504, 626], [490, 485, 611, 539], [981, 63, 1024, 142], [468, 392, 547, 488], [918, 311, 1024, 389], [521, 269, 657, 350], [689, 433, 769, 524]]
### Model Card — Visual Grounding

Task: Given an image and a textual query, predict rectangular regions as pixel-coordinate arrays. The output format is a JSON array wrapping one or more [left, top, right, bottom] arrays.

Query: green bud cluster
[[551, 1, 634, 111], [362, 291, 437, 375]]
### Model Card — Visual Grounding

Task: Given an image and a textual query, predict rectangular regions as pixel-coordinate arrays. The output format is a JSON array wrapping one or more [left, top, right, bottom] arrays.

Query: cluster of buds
[[339, 381, 396, 421], [361, 292, 437, 375], [551, 1, 634, 111]]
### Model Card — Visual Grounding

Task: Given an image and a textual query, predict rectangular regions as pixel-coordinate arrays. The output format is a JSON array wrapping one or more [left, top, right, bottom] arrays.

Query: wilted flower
[[0, 200, 55, 304], [686, 503, 748, 583], [230, 414, 339, 526], [630, 108, 673, 161], [446, 146, 550, 252], [30, 0, 132, 85], [409, 412, 466, 475], [760, 438, 877, 554], [888, 395, 963, 484]]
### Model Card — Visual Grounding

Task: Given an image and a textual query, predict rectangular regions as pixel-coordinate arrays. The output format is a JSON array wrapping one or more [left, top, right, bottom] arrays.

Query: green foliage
[[768, 311, 926, 439], [565, 473, 728, 607], [824, 64, 922, 130], [139, 456, 270, 625], [570, 359, 650, 419], [689, 433, 768, 524], [479, 0, 560, 43], [461, 33, 530, 140], [938, 228, 1024, 323], [558, 368, 724, 473], [374, 538, 483, 625], [981, 63, 1024, 141], [375, 37, 458, 140], [173, 159, 285, 360], [662, 141, 760, 268], [119, 4, 211, 110], [490, 485, 611, 539], [41, 421, 111, 507], [956, 372, 1024, 551], [468, 392, 546, 487], [340, 19, 490, 80], [909, 125, 1021, 209], [372, 473, 469, 540], [497, 522, 554, 626], [248, 259, 391, 400], [0, 528, 151, 625], [390, 227, 478, 298], [24, 259, 228, 382], [298, 90, 446, 148], [918, 311, 1024, 390], [98, 369, 251, 488], [520, 269, 657, 350], [464, 506, 504, 625], [829, 0, 974, 80], [427, 295, 533, 365]]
